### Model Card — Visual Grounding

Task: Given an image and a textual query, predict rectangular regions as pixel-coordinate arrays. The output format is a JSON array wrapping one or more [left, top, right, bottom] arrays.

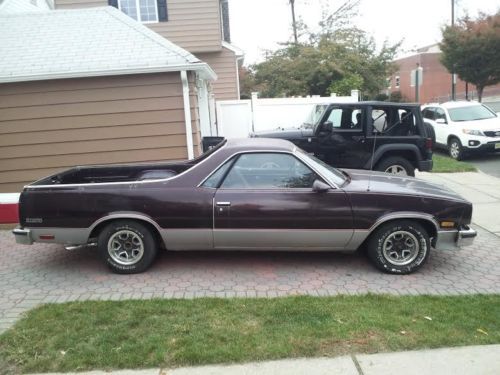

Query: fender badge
[[26, 218, 43, 223]]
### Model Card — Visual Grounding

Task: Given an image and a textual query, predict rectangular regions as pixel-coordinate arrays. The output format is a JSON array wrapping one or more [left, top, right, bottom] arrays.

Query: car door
[[211, 152, 353, 250], [432, 107, 449, 144], [315, 106, 371, 168]]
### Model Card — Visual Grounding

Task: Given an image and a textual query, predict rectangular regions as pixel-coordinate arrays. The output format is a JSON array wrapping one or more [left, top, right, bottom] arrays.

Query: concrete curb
[[28, 344, 500, 375]]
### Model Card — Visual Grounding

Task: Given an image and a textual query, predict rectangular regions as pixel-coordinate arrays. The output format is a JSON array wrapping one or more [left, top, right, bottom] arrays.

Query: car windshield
[[448, 105, 497, 122], [302, 104, 328, 129], [295, 148, 347, 186]]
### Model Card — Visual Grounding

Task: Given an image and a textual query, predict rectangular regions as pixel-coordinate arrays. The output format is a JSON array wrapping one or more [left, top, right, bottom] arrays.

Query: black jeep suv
[[251, 101, 433, 176]]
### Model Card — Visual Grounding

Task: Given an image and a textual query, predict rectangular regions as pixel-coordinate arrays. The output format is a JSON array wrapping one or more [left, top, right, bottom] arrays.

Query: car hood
[[343, 169, 467, 202], [453, 117, 500, 130], [251, 127, 314, 139]]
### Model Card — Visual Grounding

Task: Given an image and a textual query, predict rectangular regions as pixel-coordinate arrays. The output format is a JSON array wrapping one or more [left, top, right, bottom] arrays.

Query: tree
[[238, 66, 260, 99], [440, 11, 500, 102], [329, 73, 363, 96], [251, 29, 399, 98]]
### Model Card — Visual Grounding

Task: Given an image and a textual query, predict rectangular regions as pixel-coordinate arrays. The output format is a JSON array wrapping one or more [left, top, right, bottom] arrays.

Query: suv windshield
[[448, 105, 497, 122], [303, 104, 328, 129]]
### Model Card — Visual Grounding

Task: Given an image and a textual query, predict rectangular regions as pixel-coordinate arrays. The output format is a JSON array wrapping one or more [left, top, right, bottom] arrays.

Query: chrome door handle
[[216, 201, 231, 207]]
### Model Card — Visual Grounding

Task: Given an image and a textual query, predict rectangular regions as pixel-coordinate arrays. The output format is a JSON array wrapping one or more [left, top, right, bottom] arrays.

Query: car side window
[[422, 108, 435, 120], [371, 109, 388, 133], [202, 159, 234, 188], [326, 108, 343, 128], [371, 107, 417, 136], [325, 107, 363, 130], [435, 108, 447, 123], [220, 153, 318, 189]]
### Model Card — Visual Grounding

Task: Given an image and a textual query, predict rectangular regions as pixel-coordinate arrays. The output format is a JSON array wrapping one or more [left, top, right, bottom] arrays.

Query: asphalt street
[[467, 153, 500, 178]]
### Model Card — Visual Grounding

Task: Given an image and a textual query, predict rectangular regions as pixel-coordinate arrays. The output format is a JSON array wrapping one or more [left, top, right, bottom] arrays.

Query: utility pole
[[451, 0, 456, 100], [289, 0, 298, 44]]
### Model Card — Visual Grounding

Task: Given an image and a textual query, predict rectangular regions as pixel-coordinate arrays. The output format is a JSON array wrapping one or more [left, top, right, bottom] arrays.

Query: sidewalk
[[33, 344, 500, 375], [416, 170, 500, 236]]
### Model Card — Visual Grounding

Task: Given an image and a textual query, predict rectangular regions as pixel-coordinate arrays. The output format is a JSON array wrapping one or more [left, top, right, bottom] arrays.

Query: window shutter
[[157, 0, 168, 21], [108, 0, 118, 9]]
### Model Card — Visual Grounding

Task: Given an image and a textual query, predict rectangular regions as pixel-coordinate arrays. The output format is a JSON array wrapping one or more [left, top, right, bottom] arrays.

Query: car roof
[[431, 101, 482, 109], [224, 138, 296, 153], [315, 101, 420, 107]]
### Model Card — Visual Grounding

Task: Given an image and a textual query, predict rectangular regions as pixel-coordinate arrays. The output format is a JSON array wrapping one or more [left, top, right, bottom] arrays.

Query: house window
[[117, 0, 160, 23], [395, 76, 400, 88]]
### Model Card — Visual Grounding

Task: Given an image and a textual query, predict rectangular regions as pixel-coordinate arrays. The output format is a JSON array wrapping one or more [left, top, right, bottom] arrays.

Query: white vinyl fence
[[215, 91, 359, 139]]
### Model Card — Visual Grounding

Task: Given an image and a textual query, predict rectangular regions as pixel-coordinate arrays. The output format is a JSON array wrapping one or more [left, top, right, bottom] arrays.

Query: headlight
[[462, 129, 484, 136]]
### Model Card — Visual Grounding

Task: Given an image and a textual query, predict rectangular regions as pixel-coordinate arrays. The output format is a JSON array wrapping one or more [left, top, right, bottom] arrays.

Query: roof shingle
[[0, 6, 216, 83]]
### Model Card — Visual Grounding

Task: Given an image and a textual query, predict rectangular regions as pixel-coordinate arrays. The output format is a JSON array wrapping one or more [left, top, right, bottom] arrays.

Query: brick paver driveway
[[1, 226, 499, 332]]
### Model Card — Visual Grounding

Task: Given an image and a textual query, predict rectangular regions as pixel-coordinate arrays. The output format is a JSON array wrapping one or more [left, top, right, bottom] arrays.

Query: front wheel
[[97, 220, 158, 274], [375, 157, 415, 177], [366, 220, 430, 274], [448, 137, 464, 160]]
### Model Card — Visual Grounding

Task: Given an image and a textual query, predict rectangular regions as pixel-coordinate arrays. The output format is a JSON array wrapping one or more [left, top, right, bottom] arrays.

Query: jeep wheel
[[366, 220, 430, 274], [448, 137, 464, 160], [376, 157, 415, 177], [97, 220, 158, 274]]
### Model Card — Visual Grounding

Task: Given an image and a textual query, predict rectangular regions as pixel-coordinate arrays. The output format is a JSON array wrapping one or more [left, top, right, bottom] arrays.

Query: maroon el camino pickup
[[13, 138, 476, 275]]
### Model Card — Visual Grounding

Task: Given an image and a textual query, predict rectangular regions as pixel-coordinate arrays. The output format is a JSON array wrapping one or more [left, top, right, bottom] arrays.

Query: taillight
[[426, 137, 433, 150], [39, 234, 55, 240]]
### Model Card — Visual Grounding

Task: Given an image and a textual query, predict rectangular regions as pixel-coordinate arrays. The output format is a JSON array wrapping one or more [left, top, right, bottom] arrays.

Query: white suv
[[422, 101, 500, 160]]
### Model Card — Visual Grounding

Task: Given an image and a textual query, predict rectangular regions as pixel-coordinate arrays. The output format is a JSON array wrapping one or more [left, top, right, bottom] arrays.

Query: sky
[[229, 0, 499, 65]]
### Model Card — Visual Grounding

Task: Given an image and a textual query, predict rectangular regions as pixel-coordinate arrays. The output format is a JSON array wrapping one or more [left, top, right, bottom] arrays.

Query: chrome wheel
[[384, 165, 408, 176], [382, 230, 419, 266], [107, 230, 144, 266]]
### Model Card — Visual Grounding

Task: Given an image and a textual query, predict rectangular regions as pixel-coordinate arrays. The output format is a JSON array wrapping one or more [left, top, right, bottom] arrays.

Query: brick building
[[388, 44, 500, 111]]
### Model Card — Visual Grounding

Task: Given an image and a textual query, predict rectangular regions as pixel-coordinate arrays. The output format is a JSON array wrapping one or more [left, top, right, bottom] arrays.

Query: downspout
[[180, 70, 194, 159], [235, 55, 244, 99]]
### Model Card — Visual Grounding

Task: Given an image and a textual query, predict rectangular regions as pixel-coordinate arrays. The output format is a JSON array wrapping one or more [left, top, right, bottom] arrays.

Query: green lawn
[[432, 153, 477, 173], [0, 295, 499, 373]]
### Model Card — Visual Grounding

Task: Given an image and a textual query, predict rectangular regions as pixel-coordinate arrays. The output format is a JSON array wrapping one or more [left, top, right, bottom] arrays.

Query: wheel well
[[447, 135, 460, 145], [88, 218, 165, 248], [376, 151, 417, 168], [360, 217, 438, 250]]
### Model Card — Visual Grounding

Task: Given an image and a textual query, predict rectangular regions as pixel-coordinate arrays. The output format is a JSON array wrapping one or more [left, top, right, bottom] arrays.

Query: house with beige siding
[[0, 6, 217, 193], [54, 0, 243, 103]]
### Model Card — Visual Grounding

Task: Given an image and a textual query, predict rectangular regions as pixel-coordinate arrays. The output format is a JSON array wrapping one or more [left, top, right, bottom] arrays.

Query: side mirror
[[319, 121, 333, 134], [435, 118, 447, 124], [312, 179, 331, 193]]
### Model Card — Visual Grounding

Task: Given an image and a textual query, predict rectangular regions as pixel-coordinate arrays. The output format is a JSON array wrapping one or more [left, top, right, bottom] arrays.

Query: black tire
[[448, 137, 464, 160], [97, 220, 158, 274], [375, 156, 415, 177], [366, 220, 430, 275]]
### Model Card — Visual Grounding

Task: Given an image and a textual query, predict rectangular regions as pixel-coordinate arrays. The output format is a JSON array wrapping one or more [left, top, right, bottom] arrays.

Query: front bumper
[[435, 225, 477, 250], [465, 141, 500, 153], [12, 227, 33, 245]]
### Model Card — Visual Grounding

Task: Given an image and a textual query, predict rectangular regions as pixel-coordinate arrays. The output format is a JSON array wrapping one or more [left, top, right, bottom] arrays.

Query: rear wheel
[[97, 220, 158, 274], [366, 220, 430, 274], [448, 137, 464, 160], [375, 156, 415, 177]]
